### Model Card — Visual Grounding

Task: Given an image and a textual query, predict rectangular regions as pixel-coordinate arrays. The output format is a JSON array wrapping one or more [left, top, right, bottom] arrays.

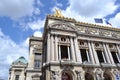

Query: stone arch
[[61, 71, 74, 80], [85, 72, 94, 80], [103, 72, 113, 80]]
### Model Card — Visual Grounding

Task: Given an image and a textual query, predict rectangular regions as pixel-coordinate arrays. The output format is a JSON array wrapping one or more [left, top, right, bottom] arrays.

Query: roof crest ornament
[[53, 8, 64, 18]]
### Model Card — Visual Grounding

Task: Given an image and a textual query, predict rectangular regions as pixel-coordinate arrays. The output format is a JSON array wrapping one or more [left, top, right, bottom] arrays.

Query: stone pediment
[[49, 22, 76, 32]]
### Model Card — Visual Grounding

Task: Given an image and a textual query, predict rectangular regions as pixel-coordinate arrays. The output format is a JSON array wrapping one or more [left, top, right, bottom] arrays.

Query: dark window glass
[[111, 52, 119, 63], [60, 45, 68, 59], [96, 50, 104, 63], [15, 75, 19, 80], [80, 49, 88, 62]]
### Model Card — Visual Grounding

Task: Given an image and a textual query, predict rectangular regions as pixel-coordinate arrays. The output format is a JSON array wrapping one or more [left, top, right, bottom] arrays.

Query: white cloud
[[0, 29, 28, 79], [33, 31, 42, 37], [109, 13, 120, 28], [27, 19, 44, 30], [51, 0, 118, 24], [33, 8, 40, 15], [67, 0, 118, 17], [0, 0, 34, 19]]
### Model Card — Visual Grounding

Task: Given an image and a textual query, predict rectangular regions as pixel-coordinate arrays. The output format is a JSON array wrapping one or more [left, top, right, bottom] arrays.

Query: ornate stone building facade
[[9, 10, 120, 80]]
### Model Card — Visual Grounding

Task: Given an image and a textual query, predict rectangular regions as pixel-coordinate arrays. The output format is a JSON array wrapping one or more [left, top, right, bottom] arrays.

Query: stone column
[[103, 44, 111, 64], [106, 44, 115, 64], [74, 37, 82, 63], [70, 37, 75, 61], [20, 69, 25, 80], [91, 42, 99, 64], [51, 35, 54, 61], [116, 45, 120, 61], [10, 69, 14, 80], [58, 45, 61, 60], [68, 46, 71, 60], [28, 46, 35, 68], [88, 41, 95, 64], [47, 33, 50, 62], [55, 35, 58, 61]]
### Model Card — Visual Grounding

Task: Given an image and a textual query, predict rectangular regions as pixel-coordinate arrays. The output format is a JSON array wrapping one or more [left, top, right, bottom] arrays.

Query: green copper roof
[[13, 56, 28, 64]]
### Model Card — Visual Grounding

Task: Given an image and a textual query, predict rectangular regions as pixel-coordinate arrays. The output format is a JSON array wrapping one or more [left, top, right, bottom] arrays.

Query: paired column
[[88, 42, 95, 64], [70, 37, 76, 61], [10, 69, 14, 80], [103, 44, 111, 64], [105, 44, 115, 64], [58, 45, 61, 60], [55, 35, 58, 61], [74, 37, 82, 63], [47, 33, 50, 62], [51, 35, 54, 61], [116, 44, 120, 62], [91, 42, 99, 64]]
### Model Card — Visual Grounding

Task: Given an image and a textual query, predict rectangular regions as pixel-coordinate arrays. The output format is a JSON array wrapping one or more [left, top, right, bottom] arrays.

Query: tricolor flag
[[94, 18, 103, 23], [105, 20, 112, 26]]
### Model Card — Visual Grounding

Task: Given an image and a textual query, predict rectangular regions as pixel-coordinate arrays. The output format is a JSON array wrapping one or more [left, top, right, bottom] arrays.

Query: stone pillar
[[88, 41, 95, 64], [116, 45, 120, 60], [74, 37, 82, 63], [47, 33, 50, 62], [55, 35, 58, 61], [103, 44, 111, 64], [70, 37, 75, 61], [28, 46, 34, 68], [67, 46, 71, 60], [105, 44, 115, 64], [51, 35, 54, 61], [58, 45, 61, 60], [91, 42, 99, 65], [20, 69, 25, 80], [10, 69, 14, 80]]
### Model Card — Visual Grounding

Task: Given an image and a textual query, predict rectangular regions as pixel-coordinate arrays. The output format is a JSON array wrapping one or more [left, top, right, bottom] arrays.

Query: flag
[[105, 20, 112, 26], [94, 18, 103, 23]]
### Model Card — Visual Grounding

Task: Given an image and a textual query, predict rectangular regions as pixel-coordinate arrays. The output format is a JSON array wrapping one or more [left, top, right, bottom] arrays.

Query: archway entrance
[[85, 73, 94, 80], [104, 73, 112, 80], [61, 72, 73, 80]]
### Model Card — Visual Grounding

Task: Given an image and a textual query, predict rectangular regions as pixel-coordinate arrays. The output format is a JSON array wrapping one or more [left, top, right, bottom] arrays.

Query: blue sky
[[0, 0, 120, 79]]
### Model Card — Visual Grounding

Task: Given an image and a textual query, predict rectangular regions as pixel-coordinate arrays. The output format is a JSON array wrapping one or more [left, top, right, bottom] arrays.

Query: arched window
[[104, 73, 112, 80], [61, 72, 73, 80], [85, 73, 94, 80]]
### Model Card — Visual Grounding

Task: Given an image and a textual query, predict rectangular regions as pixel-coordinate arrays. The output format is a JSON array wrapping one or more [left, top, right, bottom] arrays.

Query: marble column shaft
[[55, 35, 58, 61], [88, 41, 95, 64], [103, 44, 111, 64], [51, 35, 54, 61], [74, 37, 82, 63], [47, 33, 50, 62], [106, 44, 115, 64], [70, 37, 75, 61], [91, 42, 99, 64]]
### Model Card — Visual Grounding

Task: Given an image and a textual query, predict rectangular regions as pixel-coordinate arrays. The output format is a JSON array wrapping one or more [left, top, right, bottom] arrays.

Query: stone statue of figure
[[51, 70, 59, 80], [75, 71, 82, 80], [54, 8, 64, 17], [95, 69, 102, 80]]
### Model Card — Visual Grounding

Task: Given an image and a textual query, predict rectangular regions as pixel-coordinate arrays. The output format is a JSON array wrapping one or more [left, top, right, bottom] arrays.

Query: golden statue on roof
[[53, 8, 64, 18]]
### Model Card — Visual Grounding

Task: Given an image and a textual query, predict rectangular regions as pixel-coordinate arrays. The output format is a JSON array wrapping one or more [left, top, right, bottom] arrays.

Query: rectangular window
[[80, 49, 88, 62], [60, 45, 69, 60], [34, 53, 41, 68], [111, 51, 119, 63], [96, 50, 105, 63], [15, 75, 19, 80]]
